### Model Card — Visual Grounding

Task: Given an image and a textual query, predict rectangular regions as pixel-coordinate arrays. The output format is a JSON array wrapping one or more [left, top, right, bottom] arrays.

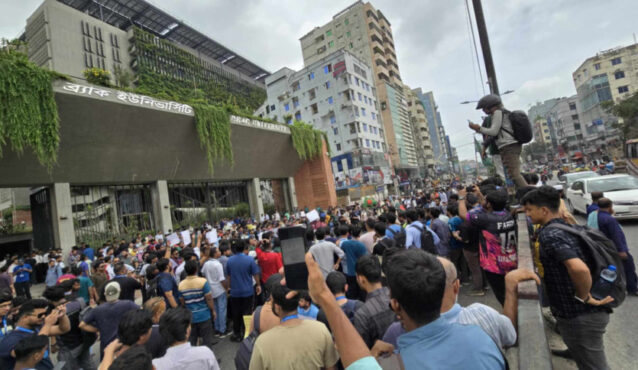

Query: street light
[[459, 89, 515, 104]]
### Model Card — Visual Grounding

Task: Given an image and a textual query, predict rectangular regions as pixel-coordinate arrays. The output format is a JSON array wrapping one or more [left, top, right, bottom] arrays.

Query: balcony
[[375, 57, 387, 68], [366, 9, 379, 22]]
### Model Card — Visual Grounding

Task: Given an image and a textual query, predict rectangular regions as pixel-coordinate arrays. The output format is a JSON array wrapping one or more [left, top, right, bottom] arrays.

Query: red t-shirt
[[255, 248, 283, 283]]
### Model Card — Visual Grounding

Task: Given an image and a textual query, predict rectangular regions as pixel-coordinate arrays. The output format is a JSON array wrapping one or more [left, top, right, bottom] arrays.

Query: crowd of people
[[0, 174, 633, 370]]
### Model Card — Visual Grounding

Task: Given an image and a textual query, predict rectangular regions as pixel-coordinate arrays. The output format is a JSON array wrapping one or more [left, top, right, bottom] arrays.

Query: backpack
[[234, 305, 263, 370], [546, 223, 626, 308], [501, 109, 533, 144], [407, 224, 438, 255], [146, 275, 161, 299], [342, 299, 363, 324]]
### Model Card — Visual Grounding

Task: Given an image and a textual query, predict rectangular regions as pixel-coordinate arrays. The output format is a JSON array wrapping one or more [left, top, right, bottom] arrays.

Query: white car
[[558, 171, 599, 196], [565, 174, 638, 219]]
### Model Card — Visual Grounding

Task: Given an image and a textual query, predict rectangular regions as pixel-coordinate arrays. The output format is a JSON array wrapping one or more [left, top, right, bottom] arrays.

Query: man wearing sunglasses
[[0, 298, 70, 370]]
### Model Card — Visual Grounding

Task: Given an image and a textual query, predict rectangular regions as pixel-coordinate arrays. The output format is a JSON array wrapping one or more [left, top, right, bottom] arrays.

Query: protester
[[385, 249, 506, 369], [79, 281, 139, 358], [13, 259, 32, 299], [44, 259, 62, 287], [178, 259, 219, 347], [317, 271, 363, 329], [458, 187, 518, 305], [153, 307, 220, 370], [308, 226, 344, 278], [249, 284, 339, 370], [248, 273, 284, 335], [522, 186, 614, 369], [255, 233, 283, 285], [336, 225, 368, 300], [143, 297, 168, 359], [469, 94, 527, 189], [297, 290, 319, 319], [0, 289, 12, 339], [11, 334, 49, 370], [156, 258, 179, 308], [352, 255, 395, 349], [359, 218, 377, 253], [226, 238, 261, 341], [429, 207, 451, 257], [201, 247, 229, 337], [0, 299, 70, 370], [595, 198, 638, 295]]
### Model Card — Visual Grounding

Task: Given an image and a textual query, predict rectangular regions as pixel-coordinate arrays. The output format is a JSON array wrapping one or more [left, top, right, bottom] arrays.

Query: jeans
[[556, 312, 610, 370], [463, 249, 483, 290], [230, 295, 253, 337], [189, 319, 216, 348], [213, 293, 227, 333], [499, 143, 528, 189], [57, 344, 96, 370], [484, 270, 505, 306], [15, 281, 31, 299]]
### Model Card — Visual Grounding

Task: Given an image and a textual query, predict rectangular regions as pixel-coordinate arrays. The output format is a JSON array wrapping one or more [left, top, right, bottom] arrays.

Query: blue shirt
[[586, 203, 599, 215], [385, 224, 402, 239], [298, 303, 319, 319], [13, 264, 32, 283], [45, 265, 62, 286], [397, 316, 505, 370], [405, 221, 440, 249], [597, 210, 628, 252], [157, 272, 179, 306], [448, 216, 464, 249], [227, 253, 260, 298], [340, 239, 368, 276], [83, 247, 95, 261]]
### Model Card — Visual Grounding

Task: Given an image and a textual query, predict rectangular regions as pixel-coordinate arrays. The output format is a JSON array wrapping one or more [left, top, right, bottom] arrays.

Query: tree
[[602, 91, 638, 142], [522, 141, 549, 162]]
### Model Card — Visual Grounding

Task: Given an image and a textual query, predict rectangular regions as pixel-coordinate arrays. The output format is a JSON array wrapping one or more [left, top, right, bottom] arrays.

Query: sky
[[2, 0, 637, 160]]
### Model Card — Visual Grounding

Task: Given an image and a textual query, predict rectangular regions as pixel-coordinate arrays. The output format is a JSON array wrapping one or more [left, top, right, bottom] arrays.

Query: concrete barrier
[[516, 213, 553, 370]]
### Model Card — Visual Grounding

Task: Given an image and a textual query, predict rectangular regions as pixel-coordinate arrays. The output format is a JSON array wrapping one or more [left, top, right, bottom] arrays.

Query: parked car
[[565, 174, 638, 219], [558, 171, 599, 197]]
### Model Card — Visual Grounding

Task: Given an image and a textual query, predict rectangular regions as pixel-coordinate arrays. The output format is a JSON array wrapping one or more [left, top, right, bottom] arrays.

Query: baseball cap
[[104, 281, 121, 302]]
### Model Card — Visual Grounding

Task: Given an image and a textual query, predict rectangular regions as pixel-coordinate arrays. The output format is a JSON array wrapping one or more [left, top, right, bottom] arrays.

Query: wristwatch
[[574, 294, 591, 304], [458, 196, 465, 200]]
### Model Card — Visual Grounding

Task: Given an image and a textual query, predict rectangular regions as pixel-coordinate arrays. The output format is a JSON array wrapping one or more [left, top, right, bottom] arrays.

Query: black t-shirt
[[101, 276, 142, 302], [58, 298, 86, 349]]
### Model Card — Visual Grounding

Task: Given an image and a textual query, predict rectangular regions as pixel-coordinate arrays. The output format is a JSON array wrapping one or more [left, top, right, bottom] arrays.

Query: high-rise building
[[299, 1, 418, 175], [25, 0, 269, 107], [404, 86, 435, 177], [572, 44, 637, 153], [259, 50, 392, 191], [414, 89, 449, 173], [547, 95, 585, 158]]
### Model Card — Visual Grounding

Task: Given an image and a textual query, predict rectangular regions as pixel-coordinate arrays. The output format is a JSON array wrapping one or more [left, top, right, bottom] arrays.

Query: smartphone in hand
[[279, 226, 309, 290]]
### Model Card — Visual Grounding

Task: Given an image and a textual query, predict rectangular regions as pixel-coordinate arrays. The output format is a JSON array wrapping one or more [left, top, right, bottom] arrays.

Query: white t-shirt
[[201, 259, 226, 298]]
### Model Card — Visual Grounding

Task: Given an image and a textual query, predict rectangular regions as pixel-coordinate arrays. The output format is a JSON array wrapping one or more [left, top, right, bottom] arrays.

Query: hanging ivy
[[0, 49, 60, 169], [290, 121, 327, 160], [192, 103, 233, 173]]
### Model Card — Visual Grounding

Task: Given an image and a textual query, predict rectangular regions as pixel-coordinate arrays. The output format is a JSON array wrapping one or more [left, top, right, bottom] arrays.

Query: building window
[[594, 63, 600, 70], [309, 88, 316, 100], [611, 57, 622, 65], [349, 42, 353, 49], [365, 139, 370, 147], [346, 31, 351, 37], [345, 19, 349, 25], [317, 46, 326, 54], [354, 107, 360, 117], [308, 72, 315, 80], [364, 96, 368, 104], [286, 116, 293, 124], [295, 112, 301, 121], [618, 85, 629, 93], [355, 77, 360, 86], [311, 103, 318, 114], [569, 102, 577, 110], [270, 104, 275, 111], [371, 112, 376, 121], [366, 84, 370, 92], [361, 108, 366, 116], [324, 64, 332, 74], [363, 123, 368, 132], [293, 97, 299, 108], [330, 115, 336, 124], [373, 126, 378, 134], [336, 143, 341, 151], [328, 41, 335, 48], [292, 81, 301, 91], [328, 96, 334, 104], [333, 127, 338, 135], [326, 29, 332, 37], [81, 21, 91, 37], [284, 103, 290, 112], [614, 71, 625, 79], [266, 105, 270, 113], [325, 81, 331, 89], [358, 92, 362, 101]]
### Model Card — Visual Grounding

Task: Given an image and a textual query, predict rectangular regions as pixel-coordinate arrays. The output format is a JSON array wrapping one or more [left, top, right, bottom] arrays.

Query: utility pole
[[472, 0, 500, 95]]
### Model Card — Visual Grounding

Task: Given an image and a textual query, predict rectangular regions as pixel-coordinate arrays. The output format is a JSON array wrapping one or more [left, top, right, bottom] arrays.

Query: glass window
[[328, 96, 334, 104], [371, 112, 376, 120], [293, 81, 300, 91], [611, 57, 622, 65], [594, 63, 601, 70], [618, 86, 629, 93], [324, 64, 332, 74], [270, 105, 275, 111], [325, 81, 331, 89], [293, 98, 299, 108], [354, 107, 360, 117], [358, 92, 362, 101], [336, 143, 341, 151], [328, 41, 335, 48], [363, 123, 368, 132], [326, 29, 332, 37], [349, 42, 353, 49], [330, 115, 336, 124], [295, 112, 301, 121], [345, 19, 349, 25], [615, 71, 625, 79], [364, 96, 368, 103], [347, 31, 351, 37], [361, 108, 366, 116], [284, 103, 290, 112], [365, 139, 370, 147], [333, 127, 338, 135], [355, 77, 360, 86], [308, 72, 315, 80]]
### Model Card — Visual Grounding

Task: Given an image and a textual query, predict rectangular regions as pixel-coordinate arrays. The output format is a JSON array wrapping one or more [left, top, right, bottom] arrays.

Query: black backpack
[[407, 224, 437, 255], [502, 109, 533, 144], [146, 275, 161, 299], [235, 305, 263, 370], [547, 223, 626, 308]]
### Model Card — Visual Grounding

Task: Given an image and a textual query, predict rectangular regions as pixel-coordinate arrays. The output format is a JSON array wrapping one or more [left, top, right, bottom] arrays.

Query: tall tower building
[[404, 85, 435, 178], [300, 1, 418, 177], [414, 89, 449, 172]]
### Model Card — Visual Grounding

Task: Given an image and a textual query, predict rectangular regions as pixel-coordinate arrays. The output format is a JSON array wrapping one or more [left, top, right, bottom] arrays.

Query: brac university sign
[[229, 115, 291, 134]]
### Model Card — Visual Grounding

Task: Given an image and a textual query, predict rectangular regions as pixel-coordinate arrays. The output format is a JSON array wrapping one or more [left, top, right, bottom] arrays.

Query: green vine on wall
[[0, 48, 60, 169], [193, 103, 233, 173], [290, 121, 326, 160]]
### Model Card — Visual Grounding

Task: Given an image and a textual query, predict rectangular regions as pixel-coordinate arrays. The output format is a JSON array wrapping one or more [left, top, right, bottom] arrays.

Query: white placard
[[154, 234, 164, 241], [205, 230, 218, 244], [306, 209, 320, 223], [181, 230, 192, 246], [166, 233, 179, 246]]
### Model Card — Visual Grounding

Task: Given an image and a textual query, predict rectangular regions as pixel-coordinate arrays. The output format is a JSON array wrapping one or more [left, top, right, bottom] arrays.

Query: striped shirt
[[178, 276, 212, 323]]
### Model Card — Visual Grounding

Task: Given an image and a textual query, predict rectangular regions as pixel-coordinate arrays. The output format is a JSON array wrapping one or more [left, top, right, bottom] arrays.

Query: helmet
[[475, 94, 502, 110]]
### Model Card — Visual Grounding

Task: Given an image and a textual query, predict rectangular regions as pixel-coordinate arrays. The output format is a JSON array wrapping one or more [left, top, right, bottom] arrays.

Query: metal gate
[[30, 188, 54, 252]]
